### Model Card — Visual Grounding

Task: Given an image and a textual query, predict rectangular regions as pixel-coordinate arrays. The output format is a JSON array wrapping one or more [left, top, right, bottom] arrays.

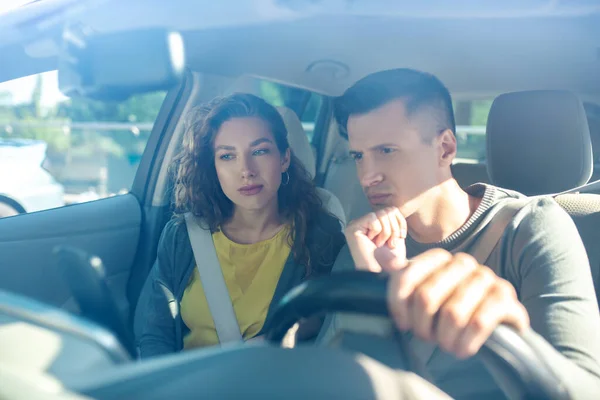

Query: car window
[[454, 99, 492, 163], [257, 80, 323, 143], [0, 70, 166, 215]]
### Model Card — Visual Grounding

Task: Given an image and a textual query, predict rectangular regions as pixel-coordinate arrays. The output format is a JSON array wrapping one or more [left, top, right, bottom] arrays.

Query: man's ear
[[437, 129, 457, 167], [282, 148, 291, 171]]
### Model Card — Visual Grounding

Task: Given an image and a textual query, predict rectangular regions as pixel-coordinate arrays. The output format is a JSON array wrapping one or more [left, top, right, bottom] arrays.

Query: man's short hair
[[334, 68, 456, 142]]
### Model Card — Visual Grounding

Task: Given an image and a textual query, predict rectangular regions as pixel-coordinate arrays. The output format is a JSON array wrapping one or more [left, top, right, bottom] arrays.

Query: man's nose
[[359, 158, 384, 188]]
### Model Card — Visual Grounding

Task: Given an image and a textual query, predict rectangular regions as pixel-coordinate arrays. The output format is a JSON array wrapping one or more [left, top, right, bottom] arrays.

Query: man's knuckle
[[346, 219, 362, 230], [429, 248, 452, 259], [440, 307, 457, 326], [470, 314, 489, 331], [453, 253, 478, 269], [375, 209, 387, 218], [494, 279, 517, 299], [414, 287, 435, 313], [475, 266, 496, 283], [358, 213, 374, 223], [455, 312, 470, 328]]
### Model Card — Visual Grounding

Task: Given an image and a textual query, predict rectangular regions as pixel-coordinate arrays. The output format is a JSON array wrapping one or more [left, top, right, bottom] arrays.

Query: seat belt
[[183, 196, 530, 346], [184, 213, 243, 344], [469, 197, 532, 265]]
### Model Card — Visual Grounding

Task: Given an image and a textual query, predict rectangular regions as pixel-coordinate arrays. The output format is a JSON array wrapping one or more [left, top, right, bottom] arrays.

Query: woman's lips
[[238, 185, 263, 196]]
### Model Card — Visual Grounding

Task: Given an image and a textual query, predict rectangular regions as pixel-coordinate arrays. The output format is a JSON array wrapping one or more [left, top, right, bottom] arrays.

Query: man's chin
[[370, 200, 412, 216], [370, 203, 389, 211]]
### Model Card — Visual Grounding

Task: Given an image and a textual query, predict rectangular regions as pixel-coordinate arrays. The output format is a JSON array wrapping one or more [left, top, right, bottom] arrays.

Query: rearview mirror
[[58, 26, 185, 101]]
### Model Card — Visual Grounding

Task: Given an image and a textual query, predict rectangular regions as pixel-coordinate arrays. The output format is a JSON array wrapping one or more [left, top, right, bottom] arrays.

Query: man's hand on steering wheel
[[345, 208, 530, 360]]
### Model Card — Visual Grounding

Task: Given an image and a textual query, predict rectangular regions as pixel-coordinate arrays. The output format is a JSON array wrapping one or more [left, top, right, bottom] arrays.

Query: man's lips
[[238, 184, 263, 196], [367, 193, 391, 204]]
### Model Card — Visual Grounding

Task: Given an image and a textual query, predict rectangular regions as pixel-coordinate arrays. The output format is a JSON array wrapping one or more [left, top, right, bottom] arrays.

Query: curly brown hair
[[172, 93, 334, 277]]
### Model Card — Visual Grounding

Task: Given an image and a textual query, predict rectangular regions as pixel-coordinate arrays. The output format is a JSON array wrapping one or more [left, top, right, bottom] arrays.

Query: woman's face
[[213, 117, 290, 212]]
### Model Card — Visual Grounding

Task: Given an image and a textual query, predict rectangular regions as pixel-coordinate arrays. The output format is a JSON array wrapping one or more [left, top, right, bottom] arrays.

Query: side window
[[0, 71, 166, 217], [454, 99, 493, 162], [257, 80, 323, 143], [300, 93, 323, 143]]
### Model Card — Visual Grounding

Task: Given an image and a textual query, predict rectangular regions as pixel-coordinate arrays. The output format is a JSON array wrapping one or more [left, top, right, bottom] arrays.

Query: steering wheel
[[265, 271, 570, 400]]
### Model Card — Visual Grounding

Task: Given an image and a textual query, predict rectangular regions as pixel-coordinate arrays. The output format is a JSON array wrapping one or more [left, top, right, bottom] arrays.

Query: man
[[323, 68, 600, 398]]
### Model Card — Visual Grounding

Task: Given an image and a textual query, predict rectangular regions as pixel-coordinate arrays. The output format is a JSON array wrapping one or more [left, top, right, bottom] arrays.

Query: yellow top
[[180, 225, 291, 349]]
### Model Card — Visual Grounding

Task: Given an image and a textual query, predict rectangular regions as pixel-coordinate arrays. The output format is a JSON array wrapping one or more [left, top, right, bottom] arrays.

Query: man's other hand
[[379, 248, 530, 359], [345, 207, 407, 272]]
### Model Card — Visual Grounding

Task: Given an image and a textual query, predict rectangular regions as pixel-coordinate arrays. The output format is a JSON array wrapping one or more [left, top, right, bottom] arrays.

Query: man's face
[[347, 99, 451, 217]]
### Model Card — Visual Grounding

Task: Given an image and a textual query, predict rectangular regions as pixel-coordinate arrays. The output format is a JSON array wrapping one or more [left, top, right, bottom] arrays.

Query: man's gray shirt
[[318, 184, 600, 399]]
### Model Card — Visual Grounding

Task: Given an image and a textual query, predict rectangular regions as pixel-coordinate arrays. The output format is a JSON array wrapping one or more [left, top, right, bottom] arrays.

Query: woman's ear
[[282, 148, 291, 171]]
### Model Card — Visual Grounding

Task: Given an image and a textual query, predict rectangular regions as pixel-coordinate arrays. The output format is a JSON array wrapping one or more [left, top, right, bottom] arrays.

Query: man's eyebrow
[[369, 143, 398, 150]]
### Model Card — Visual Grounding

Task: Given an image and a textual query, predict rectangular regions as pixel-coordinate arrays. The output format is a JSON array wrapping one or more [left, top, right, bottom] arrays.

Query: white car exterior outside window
[[0, 139, 64, 215]]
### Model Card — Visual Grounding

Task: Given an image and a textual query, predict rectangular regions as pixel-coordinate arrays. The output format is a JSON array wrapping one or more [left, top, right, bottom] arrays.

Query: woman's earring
[[282, 171, 290, 186]]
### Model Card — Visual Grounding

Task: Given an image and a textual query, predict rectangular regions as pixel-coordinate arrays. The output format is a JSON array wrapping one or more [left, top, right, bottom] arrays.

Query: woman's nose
[[240, 156, 257, 179], [241, 168, 256, 179]]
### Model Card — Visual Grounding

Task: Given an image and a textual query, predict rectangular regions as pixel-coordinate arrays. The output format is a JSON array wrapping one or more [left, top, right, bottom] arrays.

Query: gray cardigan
[[136, 211, 345, 358], [319, 184, 600, 399]]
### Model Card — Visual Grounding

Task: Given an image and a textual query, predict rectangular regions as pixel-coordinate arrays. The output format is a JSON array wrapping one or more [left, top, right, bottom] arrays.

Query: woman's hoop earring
[[282, 171, 290, 186]]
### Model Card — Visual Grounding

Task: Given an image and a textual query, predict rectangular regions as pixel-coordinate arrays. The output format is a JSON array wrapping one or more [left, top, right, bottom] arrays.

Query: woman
[[137, 93, 345, 357]]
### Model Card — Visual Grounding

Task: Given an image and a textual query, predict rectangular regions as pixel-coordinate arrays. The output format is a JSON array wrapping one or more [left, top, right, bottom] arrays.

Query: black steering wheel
[[265, 271, 570, 400]]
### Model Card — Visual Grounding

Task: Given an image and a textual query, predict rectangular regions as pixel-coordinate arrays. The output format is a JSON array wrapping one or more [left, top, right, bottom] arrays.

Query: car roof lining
[[2, 0, 600, 101], [179, 14, 600, 98]]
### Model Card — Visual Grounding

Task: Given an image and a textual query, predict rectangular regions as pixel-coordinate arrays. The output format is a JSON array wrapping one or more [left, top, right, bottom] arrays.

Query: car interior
[[1, 0, 600, 399]]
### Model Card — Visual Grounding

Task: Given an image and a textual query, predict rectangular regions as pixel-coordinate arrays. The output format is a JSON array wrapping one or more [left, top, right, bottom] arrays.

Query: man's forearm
[[521, 329, 600, 399]]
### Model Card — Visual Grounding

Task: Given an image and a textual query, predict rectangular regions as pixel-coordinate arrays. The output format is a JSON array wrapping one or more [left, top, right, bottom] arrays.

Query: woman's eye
[[380, 147, 396, 155], [219, 153, 235, 161], [253, 148, 270, 156]]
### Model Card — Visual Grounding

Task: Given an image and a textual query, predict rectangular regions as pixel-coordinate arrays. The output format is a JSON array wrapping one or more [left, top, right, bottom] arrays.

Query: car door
[[0, 77, 193, 317], [0, 5, 195, 321]]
